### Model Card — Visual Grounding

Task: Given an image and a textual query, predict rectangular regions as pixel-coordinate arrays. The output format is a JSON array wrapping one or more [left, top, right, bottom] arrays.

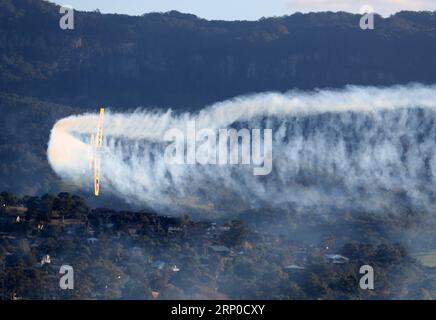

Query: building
[[208, 245, 232, 255], [324, 254, 349, 264], [86, 237, 99, 244], [283, 264, 306, 271], [168, 226, 184, 234], [152, 260, 166, 270], [171, 265, 180, 272], [40, 254, 51, 266]]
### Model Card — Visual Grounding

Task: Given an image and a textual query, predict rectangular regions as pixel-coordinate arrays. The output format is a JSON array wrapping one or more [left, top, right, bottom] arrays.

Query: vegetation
[[0, 93, 83, 195], [2, 1, 436, 110], [0, 191, 435, 300], [3, 1, 436, 197], [1, 1, 436, 301]]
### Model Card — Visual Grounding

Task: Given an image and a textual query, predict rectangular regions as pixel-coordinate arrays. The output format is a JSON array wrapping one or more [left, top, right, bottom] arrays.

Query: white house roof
[[284, 264, 306, 270], [209, 245, 231, 253]]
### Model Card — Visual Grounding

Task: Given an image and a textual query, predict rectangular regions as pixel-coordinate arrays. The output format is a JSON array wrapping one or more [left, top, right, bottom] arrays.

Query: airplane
[[89, 107, 105, 196]]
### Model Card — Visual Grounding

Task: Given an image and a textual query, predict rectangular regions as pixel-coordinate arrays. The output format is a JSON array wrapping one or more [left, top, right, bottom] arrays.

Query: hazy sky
[[50, 0, 436, 20]]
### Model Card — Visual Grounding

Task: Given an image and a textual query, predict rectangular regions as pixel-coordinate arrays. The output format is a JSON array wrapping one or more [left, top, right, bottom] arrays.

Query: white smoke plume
[[47, 84, 436, 215]]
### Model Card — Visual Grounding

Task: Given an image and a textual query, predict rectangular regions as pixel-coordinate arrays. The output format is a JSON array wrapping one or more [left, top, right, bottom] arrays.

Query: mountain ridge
[[2, 1, 436, 110], [3, 0, 436, 197]]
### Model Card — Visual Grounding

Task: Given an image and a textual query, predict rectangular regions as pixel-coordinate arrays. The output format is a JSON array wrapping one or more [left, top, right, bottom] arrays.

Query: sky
[[50, 0, 436, 20]]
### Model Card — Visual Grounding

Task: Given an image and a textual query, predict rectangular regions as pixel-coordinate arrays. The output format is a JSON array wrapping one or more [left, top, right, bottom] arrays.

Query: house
[[40, 254, 51, 266], [243, 241, 254, 250], [218, 226, 231, 232], [86, 237, 99, 244], [131, 247, 143, 256], [168, 226, 183, 234], [0, 232, 16, 240], [283, 264, 306, 271], [63, 224, 83, 236], [209, 245, 232, 255], [325, 254, 349, 264], [171, 265, 180, 272], [152, 260, 166, 270], [205, 228, 220, 240], [127, 225, 140, 237], [87, 226, 96, 236]]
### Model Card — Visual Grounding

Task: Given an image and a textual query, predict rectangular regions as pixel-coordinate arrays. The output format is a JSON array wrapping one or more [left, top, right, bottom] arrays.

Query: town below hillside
[[0, 191, 435, 300]]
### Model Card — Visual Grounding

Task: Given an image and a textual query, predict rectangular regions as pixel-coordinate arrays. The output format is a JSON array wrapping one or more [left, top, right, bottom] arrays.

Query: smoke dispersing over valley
[[47, 84, 436, 216]]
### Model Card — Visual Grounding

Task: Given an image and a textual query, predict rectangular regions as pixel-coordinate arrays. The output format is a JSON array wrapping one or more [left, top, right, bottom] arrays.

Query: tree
[[53, 193, 72, 220], [39, 194, 55, 222], [71, 195, 89, 220], [25, 196, 41, 220], [0, 192, 17, 206], [374, 244, 404, 267], [221, 220, 249, 247], [303, 273, 329, 299]]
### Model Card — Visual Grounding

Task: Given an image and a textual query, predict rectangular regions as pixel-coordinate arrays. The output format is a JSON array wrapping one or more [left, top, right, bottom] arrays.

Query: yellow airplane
[[90, 108, 105, 196]]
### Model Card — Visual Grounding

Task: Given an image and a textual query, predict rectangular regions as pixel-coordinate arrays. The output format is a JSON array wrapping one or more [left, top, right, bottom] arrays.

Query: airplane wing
[[94, 156, 101, 196], [94, 107, 105, 196], [96, 107, 104, 149]]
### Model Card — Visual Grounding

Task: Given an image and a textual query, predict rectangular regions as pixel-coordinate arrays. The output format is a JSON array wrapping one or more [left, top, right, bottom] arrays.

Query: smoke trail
[[47, 84, 436, 215]]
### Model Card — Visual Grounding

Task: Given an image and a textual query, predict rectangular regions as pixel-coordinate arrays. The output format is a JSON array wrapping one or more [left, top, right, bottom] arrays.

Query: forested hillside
[[0, 93, 82, 195], [2, 1, 436, 109], [1, 1, 436, 300], [2, 0, 436, 198], [1, 192, 435, 300]]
